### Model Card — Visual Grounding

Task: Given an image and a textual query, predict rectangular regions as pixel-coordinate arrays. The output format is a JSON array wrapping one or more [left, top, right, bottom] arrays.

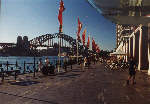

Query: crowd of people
[[37, 56, 76, 75], [37, 55, 100, 75], [38, 55, 137, 85]]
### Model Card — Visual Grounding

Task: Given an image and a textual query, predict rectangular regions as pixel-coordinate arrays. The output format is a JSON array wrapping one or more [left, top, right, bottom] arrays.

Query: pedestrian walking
[[63, 57, 68, 72], [84, 57, 87, 67], [45, 57, 50, 66], [80, 58, 84, 70], [126, 57, 136, 85], [38, 58, 43, 72]]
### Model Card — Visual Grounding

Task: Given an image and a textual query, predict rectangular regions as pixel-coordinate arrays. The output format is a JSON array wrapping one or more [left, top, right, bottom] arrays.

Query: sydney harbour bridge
[[0, 33, 89, 56]]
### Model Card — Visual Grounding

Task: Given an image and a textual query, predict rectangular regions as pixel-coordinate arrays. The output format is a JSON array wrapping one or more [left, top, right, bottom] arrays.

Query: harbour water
[[0, 56, 65, 73]]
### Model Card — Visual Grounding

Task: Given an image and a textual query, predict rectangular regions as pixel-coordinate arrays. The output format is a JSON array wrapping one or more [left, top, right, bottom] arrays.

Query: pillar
[[138, 26, 148, 70], [128, 38, 130, 60], [129, 37, 133, 58], [133, 34, 135, 58], [125, 39, 128, 62], [133, 31, 139, 66], [124, 40, 127, 61], [148, 23, 150, 74]]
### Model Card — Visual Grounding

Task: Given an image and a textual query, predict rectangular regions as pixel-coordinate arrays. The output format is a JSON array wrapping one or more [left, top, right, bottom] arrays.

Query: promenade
[[0, 63, 150, 104]]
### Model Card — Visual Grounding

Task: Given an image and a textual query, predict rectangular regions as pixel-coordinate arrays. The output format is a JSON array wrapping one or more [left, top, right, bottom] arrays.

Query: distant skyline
[[0, 0, 116, 50]]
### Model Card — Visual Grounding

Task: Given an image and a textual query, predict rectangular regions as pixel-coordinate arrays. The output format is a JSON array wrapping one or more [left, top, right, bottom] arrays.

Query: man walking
[[127, 57, 136, 85]]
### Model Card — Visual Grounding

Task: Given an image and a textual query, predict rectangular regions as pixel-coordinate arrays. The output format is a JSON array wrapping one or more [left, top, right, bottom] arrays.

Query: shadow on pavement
[[71, 70, 84, 72], [57, 73, 80, 78], [9, 80, 40, 86], [0, 91, 59, 104]]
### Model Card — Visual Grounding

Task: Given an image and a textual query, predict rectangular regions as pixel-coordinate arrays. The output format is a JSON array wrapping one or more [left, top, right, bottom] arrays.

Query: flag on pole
[[77, 17, 82, 41], [82, 29, 86, 46], [96, 46, 100, 53], [92, 38, 96, 51], [95, 44, 97, 51], [58, 0, 65, 27], [87, 35, 90, 48]]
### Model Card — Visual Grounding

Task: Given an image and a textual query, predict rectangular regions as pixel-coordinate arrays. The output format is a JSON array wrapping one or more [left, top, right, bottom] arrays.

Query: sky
[[0, 0, 116, 50]]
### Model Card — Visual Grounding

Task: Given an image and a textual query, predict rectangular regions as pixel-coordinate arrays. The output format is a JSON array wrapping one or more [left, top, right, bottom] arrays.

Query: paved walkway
[[0, 63, 150, 104]]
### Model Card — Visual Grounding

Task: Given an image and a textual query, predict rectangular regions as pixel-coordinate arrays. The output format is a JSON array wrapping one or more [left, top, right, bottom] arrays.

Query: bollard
[[24, 61, 26, 74], [6, 61, 8, 71], [1, 68, 4, 83], [11, 67, 13, 70], [16, 61, 18, 68], [15, 71, 17, 80], [16, 61, 18, 71], [70, 60, 72, 69], [33, 57, 36, 77]]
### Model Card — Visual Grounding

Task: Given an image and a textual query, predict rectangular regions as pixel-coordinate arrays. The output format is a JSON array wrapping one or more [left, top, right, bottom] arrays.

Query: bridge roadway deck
[[0, 63, 150, 104]]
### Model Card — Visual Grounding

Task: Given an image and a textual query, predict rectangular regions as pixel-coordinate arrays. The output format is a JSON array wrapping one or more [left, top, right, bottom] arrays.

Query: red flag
[[82, 29, 86, 46], [58, 0, 65, 26], [92, 38, 96, 51], [96, 46, 100, 53], [95, 44, 98, 51], [77, 17, 82, 41], [87, 35, 90, 48]]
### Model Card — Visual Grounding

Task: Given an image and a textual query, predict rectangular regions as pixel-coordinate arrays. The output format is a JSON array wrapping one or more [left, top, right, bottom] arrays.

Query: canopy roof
[[110, 49, 126, 55], [87, 0, 150, 25]]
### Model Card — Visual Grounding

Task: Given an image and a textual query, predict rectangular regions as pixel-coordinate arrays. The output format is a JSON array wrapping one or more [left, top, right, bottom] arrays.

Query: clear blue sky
[[0, 0, 116, 50]]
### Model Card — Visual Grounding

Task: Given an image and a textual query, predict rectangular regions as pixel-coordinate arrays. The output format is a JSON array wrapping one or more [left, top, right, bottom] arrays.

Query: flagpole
[[77, 38, 79, 63], [58, 25, 62, 73], [57, 25, 62, 72], [89, 35, 90, 50], [76, 17, 82, 64], [58, 0, 65, 73]]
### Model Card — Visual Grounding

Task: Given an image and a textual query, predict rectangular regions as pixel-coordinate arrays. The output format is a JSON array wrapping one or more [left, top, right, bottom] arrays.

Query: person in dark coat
[[127, 57, 136, 85]]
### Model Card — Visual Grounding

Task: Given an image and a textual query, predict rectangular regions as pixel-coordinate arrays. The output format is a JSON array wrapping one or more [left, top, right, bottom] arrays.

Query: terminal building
[[87, 0, 150, 74]]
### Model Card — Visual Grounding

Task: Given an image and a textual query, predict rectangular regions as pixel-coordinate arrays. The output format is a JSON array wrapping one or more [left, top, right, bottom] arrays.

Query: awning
[[110, 49, 126, 56]]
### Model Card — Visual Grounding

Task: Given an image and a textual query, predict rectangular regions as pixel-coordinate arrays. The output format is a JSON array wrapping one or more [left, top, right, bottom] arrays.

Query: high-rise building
[[23, 36, 30, 49], [17, 36, 23, 47]]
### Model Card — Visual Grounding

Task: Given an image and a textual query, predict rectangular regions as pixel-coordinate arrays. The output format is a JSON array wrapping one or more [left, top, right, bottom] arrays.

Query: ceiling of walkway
[[87, 0, 150, 25]]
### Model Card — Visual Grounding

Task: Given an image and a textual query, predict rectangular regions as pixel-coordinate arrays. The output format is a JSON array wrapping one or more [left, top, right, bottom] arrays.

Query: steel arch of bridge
[[29, 33, 78, 48]]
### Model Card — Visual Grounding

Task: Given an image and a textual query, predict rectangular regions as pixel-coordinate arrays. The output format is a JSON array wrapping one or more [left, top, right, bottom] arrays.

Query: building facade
[[116, 24, 149, 73], [87, 0, 150, 74]]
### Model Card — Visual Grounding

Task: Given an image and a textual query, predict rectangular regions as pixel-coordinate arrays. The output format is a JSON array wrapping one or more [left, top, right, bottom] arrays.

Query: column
[[128, 38, 130, 59], [127, 38, 131, 61], [148, 23, 150, 74], [130, 37, 133, 58], [126, 39, 129, 62], [133, 34, 135, 58], [124, 40, 127, 61], [132, 30, 140, 70], [138, 26, 148, 70]]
